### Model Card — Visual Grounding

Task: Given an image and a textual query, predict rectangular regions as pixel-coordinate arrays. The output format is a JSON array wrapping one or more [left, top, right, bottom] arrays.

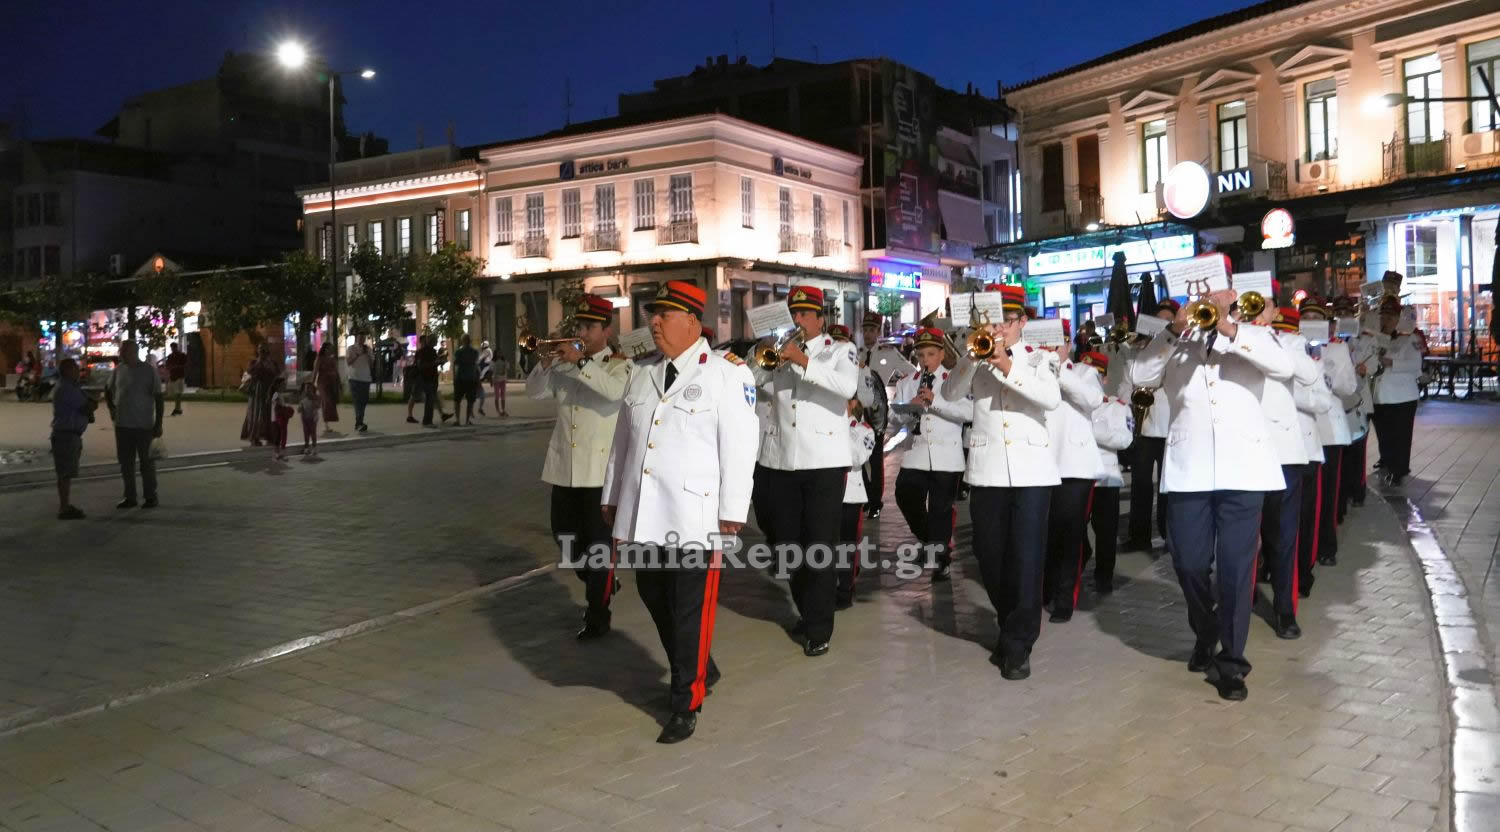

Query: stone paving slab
[[0, 443, 1449, 831]]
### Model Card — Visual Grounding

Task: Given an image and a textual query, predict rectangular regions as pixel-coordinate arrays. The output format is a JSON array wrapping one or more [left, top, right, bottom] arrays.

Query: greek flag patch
[[744, 384, 756, 406]]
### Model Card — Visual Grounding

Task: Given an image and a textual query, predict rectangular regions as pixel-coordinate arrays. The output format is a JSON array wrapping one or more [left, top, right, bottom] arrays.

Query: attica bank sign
[[1027, 233, 1196, 277]]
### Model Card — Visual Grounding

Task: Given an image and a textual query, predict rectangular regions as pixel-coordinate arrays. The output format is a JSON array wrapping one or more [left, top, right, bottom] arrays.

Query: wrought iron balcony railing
[[1383, 133, 1451, 180], [656, 219, 698, 245], [583, 228, 621, 252], [518, 235, 549, 258]]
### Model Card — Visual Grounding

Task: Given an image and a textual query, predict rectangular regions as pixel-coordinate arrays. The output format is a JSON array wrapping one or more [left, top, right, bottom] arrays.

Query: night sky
[[10, 0, 1259, 151]]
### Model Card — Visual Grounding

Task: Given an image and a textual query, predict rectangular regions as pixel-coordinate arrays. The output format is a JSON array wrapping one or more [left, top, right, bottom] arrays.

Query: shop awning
[[939, 192, 987, 246], [1347, 188, 1500, 223]]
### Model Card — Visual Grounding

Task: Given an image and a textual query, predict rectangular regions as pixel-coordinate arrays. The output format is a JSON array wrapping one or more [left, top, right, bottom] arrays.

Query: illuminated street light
[[276, 41, 308, 70], [360, 69, 376, 80]]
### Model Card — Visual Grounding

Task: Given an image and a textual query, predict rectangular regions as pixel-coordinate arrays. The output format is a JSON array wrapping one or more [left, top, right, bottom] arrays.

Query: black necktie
[[1204, 331, 1218, 357], [665, 362, 678, 391]]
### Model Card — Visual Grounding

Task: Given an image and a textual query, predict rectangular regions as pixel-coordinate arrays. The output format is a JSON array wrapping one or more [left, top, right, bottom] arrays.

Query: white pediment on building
[[1191, 67, 1259, 98], [1120, 88, 1179, 117], [1274, 43, 1353, 77]]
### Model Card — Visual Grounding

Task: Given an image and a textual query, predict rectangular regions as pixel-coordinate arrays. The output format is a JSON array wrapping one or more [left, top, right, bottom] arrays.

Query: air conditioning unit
[[109, 254, 126, 276], [1296, 159, 1336, 185], [1461, 132, 1499, 158]]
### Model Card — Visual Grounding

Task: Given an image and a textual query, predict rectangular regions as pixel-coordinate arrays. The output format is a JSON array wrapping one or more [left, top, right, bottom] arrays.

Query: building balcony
[[1383, 133, 1451, 181], [656, 219, 698, 245], [518, 236, 549, 258], [583, 228, 621, 252], [778, 230, 809, 253], [812, 235, 839, 257]]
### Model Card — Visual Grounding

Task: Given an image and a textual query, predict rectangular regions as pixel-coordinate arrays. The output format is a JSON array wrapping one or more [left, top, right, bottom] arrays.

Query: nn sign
[[1216, 167, 1255, 195]]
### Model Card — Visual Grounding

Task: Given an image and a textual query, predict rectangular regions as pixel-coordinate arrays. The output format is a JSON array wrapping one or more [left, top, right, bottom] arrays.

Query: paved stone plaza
[[0, 403, 1494, 831]]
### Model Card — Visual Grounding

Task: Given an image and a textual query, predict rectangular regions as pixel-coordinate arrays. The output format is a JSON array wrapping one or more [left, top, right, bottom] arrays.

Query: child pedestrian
[[299, 381, 321, 456], [836, 398, 876, 609], [270, 378, 293, 460]]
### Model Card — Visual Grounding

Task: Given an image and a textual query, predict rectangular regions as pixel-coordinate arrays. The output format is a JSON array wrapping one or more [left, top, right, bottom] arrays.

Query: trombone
[[1184, 291, 1267, 331], [755, 326, 807, 370]]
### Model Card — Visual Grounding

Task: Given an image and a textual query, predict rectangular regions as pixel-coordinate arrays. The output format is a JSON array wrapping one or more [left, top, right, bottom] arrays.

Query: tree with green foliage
[[416, 243, 484, 348], [10, 274, 105, 358], [133, 267, 197, 351], [348, 244, 414, 397], [199, 268, 268, 389], [262, 250, 331, 371]]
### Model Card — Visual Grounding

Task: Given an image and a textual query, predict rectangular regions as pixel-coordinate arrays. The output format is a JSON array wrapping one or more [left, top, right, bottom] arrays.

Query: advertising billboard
[[884, 64, 940, 255]]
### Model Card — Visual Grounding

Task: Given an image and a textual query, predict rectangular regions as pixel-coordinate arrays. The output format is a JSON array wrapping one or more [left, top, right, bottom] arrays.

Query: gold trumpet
[[1130, 386, 1157, 438], [965, 327, 997, 360], [1107, 323, 1133, 345], [518, 330, 582, 353], [755, 326, 807, 370], [1184, 291, 1267, 330]]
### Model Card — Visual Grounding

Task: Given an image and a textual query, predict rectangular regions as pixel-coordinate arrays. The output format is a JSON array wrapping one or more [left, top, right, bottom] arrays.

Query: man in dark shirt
[[454, 336, 480, 426], [416, 334, 453, 427], [51, 358, 96, 520], [164, 342, 187, 415]]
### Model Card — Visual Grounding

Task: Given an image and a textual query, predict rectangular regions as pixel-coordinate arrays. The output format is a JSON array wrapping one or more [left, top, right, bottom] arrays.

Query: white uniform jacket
[[1048, 358, 1104, 480], [1371, 332, 1423, 405], [1092, 396, 1133, 488], [1344, 334, 1377, 439], [941, 340, 1062, 489], [753, 333, 861, 471], [1129, 324, 1292, 493], [526, 346, 631, 488], [1279, 331, 1326, 464], [602, 338, 760, 548], [1258, 333, 1310, 468], [843, 420, 876, 504], [891, 368, 971, 472], [1114, 339, 1170, 438], [1316, 341, 1357, 447]]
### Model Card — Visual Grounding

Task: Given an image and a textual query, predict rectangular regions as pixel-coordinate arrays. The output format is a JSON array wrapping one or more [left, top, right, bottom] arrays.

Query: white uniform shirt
[[1258, 331, 1309, 468], [527, 346, 631, 488], [1344, 334, 1378, 440], [1092, 395, 1133, 488], [1048, 357, 1104, 480], [1130, 323, 1292, 493], [940, 340, 1062, 488], [1280, 331, 1325, 464], [602, 338, 760, 547], [891, 366, 971, 472], [1316, 340, 1357, 447], [1371, 332, 1423, 405], [753, 333, 861, 470], [843, 420, 876, 503], [1113, 339, 1170, 438]]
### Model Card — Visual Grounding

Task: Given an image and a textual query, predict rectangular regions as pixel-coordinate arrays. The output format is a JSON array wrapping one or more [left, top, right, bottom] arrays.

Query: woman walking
[[240, 344, 279, 446], [315, 341, 341, 433]]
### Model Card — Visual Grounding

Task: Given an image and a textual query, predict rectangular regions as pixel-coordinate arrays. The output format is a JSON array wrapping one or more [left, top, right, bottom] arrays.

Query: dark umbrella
[[1105, 251, 1134, 328], [1137, 272, 1161, 318]]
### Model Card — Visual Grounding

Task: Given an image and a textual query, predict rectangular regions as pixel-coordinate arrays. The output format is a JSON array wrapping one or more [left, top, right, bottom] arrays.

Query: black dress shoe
[[705, 665, 721, 692], [1387, 473, 1406, 487], [1188, 646, 1214, 673], [1351, 497, 1365, 507], [1049, 609, 1073, 623], [931, 564, 951, 583], [865, 506, 882, 519], [656, 712, 697, 744], [789, 619, 807, 635], [1317, 553, 1337, 566], [1299, 573, 1315, 598], [834, 597, 853, 611], [141, 497, 158, 509], [576, 622, 610, 640], [1120, 538, 1151, 553], [1095, 577, 1114, 596], [1000, 656, 1031, 681], [804, 640, 830, 657], [1216, 675, 1249, 701], [116, 499, 138, 509], [1274, 613, 1302, 639]]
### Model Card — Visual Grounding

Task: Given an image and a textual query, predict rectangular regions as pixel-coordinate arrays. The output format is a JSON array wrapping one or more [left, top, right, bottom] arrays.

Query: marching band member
[[1275, 306, 1331, 613], [751, 285, 861, 657], [526, 294, 632, 639], [1043, 344, 1104, 623], [1123, 299, 1179, 552], [601, 280, 758, 743], [1130, 288, 1292, 701], [1255, 301, 1311, 641], [1082, 353, 1133, 595], [1301, 298, 1357, 575], [1336, 295, 1376, 522], [891, 327, 972, 583], [859, 312, 889, 520], [941, 285, 1060, 681], [837, 398, 877, 608], [1370, 295, 1422, 486]]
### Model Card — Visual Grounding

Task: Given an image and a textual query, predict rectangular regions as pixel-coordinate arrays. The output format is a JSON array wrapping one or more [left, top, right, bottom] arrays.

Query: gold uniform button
[[571, 423, 577, 429], [648, 442, 655, 449], [1211, 400, 1218, 405], [1003, 422, 1010, 428], [654, 419, 661, 425], [1005, 439, 1012, 445], [644, 468, 651, 474], [571, 442, 577, 448]]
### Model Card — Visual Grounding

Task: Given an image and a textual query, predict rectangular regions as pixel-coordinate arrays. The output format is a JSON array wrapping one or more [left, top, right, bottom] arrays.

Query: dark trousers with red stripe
[[836, 503, 864, 605], [970, 485, 1052, 663], [1338, 434, 1368, 522], [1297, 461, 1325, 588], [1319, 445, 1344, 563], [551, 485, 615, 628], [862, 442, 886, 512], [1258, 465, 1304, 617], [1086, 485, 1122, 587], [1128, 436, 1168, 543], [1165, 489, 1263, 680], [894, 467, 961, 570], [636, 554, 721, 714], [1044, 478, 1095, 616], [753, 465, 844, 644]]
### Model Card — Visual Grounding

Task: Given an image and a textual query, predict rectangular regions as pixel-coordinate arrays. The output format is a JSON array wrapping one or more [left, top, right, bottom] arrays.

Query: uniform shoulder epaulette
[[722, 351, 745, 366], [1024, 345, 1034, 353]]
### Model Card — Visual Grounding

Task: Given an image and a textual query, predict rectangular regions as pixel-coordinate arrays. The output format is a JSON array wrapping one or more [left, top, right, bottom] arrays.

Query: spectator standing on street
[[454, 336, 480, 425], [241, 344, 279, 446], [105, 339, 164, 509], [164, 342, 187, 416], [298, 380, 321, 456], [493, 349, 510, 416], [476, 340, 494, 416], [270, 378, 293, 460], [315, 341, 341, 433], [346, 336, 373, 433], [417, 334, 453, 427], [51, 358, 95, 519]]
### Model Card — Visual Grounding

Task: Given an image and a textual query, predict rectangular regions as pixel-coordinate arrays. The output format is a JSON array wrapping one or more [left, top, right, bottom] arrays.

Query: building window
[[842, 200, 850, 247], [1469, 38, 1500, 133], [561, 188, 581, 238], [318, 225, 331, 261], [668, 174, 693, 223], [595, 183, 616, 231], [340, 224, 356, 262], [42, 193, 59, 225], [494, 197, 512, 244], [1142, 119, 1168, 192], [813, 195, 825, 239], [1402, 223, 1439, 279], [426, 213, 441, 253], [43, 245, 60, 276], [740, 177, 754, 228], [1405, 54, 1443, 144], [1217, 100, 1249, 171], [778, 187, 792, 235], [525, 193, 545, 238], [1041, 143, 1064, 212], [456, 209, 471, 249], [367, 220, 384, 255], [12, 195, 22, 228], [1305, 78, 1338, 161], [398, 217, 412, 255], [633, 179, 655, 229], [26, 193, 41, 226]]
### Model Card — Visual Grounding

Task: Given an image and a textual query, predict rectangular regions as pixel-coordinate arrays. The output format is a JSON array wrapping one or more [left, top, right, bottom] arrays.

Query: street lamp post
[[277, 41, 376, 353]]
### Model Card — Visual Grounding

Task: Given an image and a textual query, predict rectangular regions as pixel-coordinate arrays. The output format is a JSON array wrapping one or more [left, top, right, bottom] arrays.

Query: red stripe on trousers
[[603, 539, 618, 604], [1309, 464, 1323, 570], [949, 505, 957, 556], [1332, 453, 1342, 528], [852, 511, 864, 583], [1072, 486, 1096, 606], [688, 550, 724, 712]]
